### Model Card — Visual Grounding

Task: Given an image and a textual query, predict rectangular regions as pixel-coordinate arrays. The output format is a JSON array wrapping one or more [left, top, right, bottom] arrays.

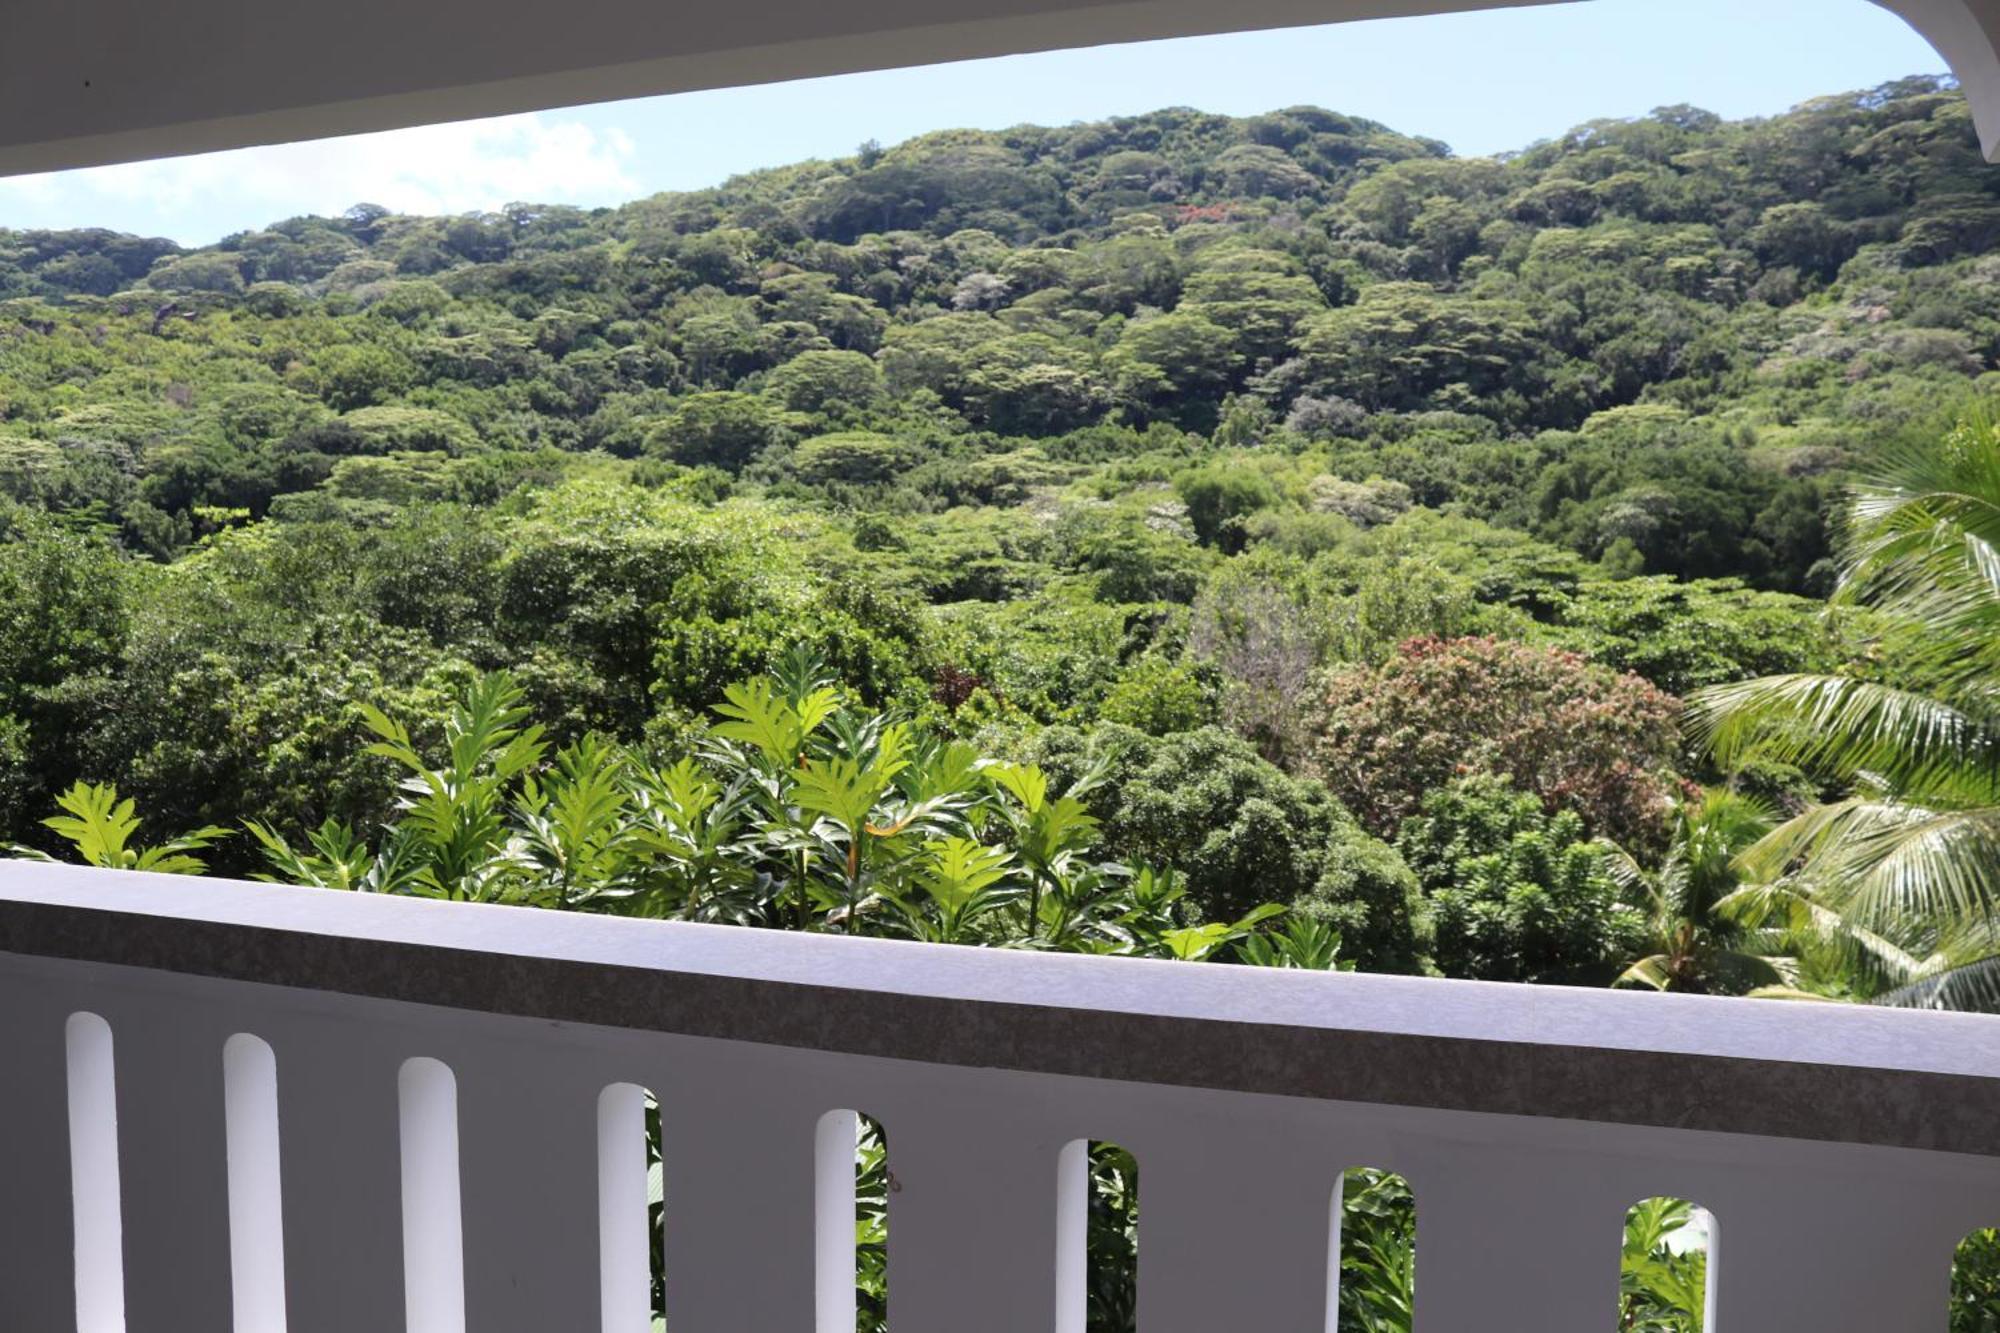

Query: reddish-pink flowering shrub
[[1310, 636, 1679, 849]]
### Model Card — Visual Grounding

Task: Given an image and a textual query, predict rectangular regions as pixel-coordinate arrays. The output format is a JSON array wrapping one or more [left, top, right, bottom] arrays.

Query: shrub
[[1395, 774, 1644, 983], [1297, 820, 1429, 974], [1021, 722, 1425, 969], [1098, 657, 1215, 735]]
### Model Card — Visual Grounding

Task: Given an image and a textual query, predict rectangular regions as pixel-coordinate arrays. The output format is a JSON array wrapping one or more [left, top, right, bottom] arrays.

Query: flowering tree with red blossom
[[1311, 636, 1681, 851]]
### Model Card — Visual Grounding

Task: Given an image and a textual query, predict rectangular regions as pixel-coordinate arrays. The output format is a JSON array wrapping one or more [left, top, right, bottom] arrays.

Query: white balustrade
[[2, 860, 1997, 1333]]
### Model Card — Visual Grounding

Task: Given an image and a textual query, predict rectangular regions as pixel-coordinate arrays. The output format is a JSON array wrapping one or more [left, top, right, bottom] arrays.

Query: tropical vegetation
[[1694, 411, 2000, 1008], [5, 73, 2000, 1330]]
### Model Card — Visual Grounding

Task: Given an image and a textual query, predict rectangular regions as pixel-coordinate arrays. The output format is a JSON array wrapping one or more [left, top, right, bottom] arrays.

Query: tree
[[1111, 311, 1235, 419], [1302, 821, 1430, 976], [1187, 574, 1318, 765], [1313, 636, 1681, 849], [1609, 790, 1791, 995], [1545, 576, 1838, 694], [960, 335, 1108, 435], [672, 308, 763, 385], [1180, 263, 1328, 367], [1175, 464, 1279, 551], [761, 350, 882, 417], [1098, 657, 1214, 735], [1750, 201, 1855, 280], [1692, 412, 2000, 1009], [645, 392, 781, 471], [793, 432, 912, 486], [1296, 284, 1557, 423], [337, 405, 477, 454], [0, 518, 128, 844], [1213, 143, 1319, 199], [145, 252, 247, 294], [307, 342, 414, 411], [1058, 508, 1210, 604]]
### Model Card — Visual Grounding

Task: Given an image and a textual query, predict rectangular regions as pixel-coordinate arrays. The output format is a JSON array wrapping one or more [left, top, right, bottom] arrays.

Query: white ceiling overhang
[[1, 0, 1997, 178]]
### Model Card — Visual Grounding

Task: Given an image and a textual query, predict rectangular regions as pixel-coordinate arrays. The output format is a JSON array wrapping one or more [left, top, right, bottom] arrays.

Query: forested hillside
[[3, 76, 1997, 987], [13, 72, 2000, 1331]]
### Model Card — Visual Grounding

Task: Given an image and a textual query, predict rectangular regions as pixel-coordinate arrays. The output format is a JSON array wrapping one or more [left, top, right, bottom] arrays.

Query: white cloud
[[0, 113, 638, 241]]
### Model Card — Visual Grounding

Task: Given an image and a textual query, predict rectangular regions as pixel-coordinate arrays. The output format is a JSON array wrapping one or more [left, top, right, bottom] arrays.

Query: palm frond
[[1748, 799, 2000, 931], [1615, 955, 1673, 991], [1691, 675, 1998, 798], [1872, 953, 2000, 1013]]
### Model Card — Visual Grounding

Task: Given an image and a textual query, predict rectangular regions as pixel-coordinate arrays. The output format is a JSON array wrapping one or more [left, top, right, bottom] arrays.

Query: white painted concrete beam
[[1, 0, 1997, 178]]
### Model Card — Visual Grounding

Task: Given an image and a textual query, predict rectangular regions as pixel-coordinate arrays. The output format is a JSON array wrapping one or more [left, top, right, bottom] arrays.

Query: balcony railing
[[2, 859, 1998, 1332]]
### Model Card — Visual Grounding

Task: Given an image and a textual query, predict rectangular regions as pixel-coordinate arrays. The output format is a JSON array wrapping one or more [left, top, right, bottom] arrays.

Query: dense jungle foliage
[[7, 74, 2000, 1330]]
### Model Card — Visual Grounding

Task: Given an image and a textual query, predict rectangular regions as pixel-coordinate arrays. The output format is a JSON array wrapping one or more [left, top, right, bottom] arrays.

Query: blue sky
[[0, 0, 1951, 245]]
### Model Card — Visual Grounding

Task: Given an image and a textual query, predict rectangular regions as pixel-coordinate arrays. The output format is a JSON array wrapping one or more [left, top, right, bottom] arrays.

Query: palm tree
[[1611, 789, 1792, 995], [1689, 410, 2000, 1009]]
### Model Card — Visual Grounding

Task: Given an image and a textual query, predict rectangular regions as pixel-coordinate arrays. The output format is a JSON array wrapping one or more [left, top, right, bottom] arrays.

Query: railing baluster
[[1411, 1147, 1618, 1333], [224, 1033, 287, 1332], [597, 1081, 653, 1333], [67, 1011, 125, 1333], [109, 1004, 235, 1332], [398, 1055, 465, 1333], [0, 981, 80, 1329], [1136, 1127, 1333, 1333], [455, 1049, 603, 1332], [879, 1110, 1059, 1332], [814, 1107, 860, 1333], [1056, 1137, 1088, 1333], [660, 1065, 818, 1331], [271, 1020, 409, 1333]]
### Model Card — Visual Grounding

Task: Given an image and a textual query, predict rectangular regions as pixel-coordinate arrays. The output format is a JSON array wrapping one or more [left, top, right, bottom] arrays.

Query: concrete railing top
[[3, 860, 1998, 1159]]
